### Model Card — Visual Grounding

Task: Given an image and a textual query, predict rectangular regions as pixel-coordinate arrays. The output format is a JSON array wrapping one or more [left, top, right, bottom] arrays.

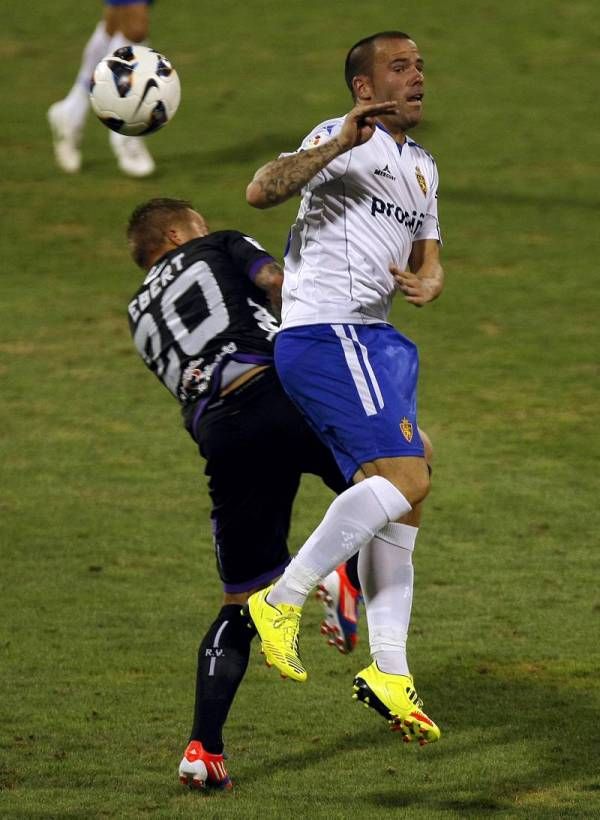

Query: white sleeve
[[415, 161, 442, 244], [278, 118, 350, 188]]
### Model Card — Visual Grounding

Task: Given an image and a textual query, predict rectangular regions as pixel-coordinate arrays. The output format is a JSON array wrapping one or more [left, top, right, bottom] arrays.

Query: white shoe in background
[[109, 132, 155, 177], [47, 102, 83, 174]]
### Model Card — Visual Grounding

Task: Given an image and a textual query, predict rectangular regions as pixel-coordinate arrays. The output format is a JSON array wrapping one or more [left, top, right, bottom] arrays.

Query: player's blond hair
[[127, 197, 193, 269]]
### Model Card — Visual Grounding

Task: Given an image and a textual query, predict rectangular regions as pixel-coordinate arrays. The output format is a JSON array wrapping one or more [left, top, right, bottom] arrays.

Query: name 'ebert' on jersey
[[127, 231, 278, 406], [281, 117, 442, 328]]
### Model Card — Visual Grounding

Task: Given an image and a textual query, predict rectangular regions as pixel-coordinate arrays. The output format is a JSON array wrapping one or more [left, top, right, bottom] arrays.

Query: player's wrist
[[330, 133, 354, 154]]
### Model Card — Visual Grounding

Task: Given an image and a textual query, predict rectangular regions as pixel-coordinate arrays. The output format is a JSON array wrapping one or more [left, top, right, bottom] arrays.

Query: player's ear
[[352, 75, 373, 102], [164, 225, 183, 246]]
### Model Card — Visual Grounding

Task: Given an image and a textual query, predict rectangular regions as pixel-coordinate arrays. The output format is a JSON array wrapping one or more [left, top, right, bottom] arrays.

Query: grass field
[[1, 1, 599, 817]]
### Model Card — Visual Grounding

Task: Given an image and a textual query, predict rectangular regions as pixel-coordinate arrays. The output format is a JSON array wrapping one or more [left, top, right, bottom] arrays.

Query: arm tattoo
[[254, 137, 347, 205]]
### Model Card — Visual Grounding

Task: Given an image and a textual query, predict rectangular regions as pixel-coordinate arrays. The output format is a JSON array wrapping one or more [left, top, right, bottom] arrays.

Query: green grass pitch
[[1, 1, 599, 816]]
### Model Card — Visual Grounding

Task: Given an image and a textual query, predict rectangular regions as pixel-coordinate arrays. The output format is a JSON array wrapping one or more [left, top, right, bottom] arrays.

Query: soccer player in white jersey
[[245, 31, 444, 744], [48, 0, 155, 177]]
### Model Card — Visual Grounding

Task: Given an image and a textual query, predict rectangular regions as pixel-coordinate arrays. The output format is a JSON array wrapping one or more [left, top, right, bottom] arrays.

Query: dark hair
[[127, 197, 194, 269], [344, 31, 412, 99]]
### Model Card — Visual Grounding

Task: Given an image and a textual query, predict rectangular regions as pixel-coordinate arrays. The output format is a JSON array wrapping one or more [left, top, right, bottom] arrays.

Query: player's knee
[[118, 8, 150, 42], [380, 464, 430, 506], [407, 469, 431, 505], [121, 22, 149, 42], [396, 458, 431, 505], [103, 8, 119, 36]]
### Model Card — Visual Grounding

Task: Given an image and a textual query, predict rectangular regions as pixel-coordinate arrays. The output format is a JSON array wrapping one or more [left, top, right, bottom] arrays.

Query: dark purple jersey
[[128, 231, 278, 405]]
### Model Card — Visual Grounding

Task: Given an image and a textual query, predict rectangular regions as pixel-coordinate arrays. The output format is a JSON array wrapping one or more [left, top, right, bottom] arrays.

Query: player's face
[[365, 38, 425, 131]]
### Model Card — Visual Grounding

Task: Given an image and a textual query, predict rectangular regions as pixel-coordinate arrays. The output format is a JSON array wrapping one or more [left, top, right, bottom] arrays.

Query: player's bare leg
[[47, 14, 112, 172]]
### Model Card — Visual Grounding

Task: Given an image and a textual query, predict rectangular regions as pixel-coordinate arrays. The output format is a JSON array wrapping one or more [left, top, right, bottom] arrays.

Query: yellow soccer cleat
[[246, 585, 307, 682], [352, 662, 441, 745]]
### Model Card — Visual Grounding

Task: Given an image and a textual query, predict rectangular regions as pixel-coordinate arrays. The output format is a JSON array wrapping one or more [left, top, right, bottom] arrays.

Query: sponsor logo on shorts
[[400, 417, 413, 442], [415, 166, 427, 195]]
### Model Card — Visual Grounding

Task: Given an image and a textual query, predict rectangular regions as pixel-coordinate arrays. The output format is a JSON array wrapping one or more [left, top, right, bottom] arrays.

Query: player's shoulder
[[202, 229, 243, 243], [190, 230, 247, 253], [206, 230, 272, 262], [300, 116, 345, 150]]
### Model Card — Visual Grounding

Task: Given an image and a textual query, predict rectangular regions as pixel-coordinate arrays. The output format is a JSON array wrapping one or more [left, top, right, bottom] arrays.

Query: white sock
[[60, 21, 111, 129], [358, 522, 419, 676], [268, 477, 411, 606]]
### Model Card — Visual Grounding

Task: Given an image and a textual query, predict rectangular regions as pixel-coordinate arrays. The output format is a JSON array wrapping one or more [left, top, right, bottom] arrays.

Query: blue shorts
[[275, 323, 424, 482]]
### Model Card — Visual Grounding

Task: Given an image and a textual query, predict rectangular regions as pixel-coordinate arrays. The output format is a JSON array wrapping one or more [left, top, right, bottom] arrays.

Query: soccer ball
[[90, 45, 181, 136]]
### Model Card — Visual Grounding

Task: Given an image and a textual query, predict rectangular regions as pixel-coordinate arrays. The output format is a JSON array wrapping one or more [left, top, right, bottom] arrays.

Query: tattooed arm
[[246, 100, 400, 209]]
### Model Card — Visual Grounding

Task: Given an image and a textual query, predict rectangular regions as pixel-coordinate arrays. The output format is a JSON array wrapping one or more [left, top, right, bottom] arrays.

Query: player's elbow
[[246, 181, 269, 209]]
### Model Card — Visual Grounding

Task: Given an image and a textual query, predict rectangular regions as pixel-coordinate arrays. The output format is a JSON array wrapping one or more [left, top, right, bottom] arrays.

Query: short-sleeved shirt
[[281, 118, 441, 329]]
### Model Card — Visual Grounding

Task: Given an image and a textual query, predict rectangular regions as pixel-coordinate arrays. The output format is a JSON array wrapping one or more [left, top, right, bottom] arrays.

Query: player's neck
[[375, 117, 406, 144]]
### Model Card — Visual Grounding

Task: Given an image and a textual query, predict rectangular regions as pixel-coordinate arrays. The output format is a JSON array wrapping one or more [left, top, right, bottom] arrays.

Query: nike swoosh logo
[[134, 78, 159, 112]]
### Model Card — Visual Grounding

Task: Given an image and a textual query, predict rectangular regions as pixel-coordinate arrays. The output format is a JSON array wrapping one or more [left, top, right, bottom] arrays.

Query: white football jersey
[[281, 116, 442, 328]]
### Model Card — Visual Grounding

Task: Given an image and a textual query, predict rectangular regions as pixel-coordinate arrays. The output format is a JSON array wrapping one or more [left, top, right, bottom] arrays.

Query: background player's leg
[[106, 4, 155, 177], [47, 17, 111, 172], [111, 1, 150, 44]]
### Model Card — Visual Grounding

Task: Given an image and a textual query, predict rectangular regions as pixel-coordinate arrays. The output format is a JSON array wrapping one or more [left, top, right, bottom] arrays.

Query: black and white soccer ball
[[90, 45, 181, 136]]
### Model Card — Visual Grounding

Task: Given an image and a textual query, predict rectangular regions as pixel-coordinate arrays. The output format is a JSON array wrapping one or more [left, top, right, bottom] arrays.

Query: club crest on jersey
[[399, 417, 413, 442], [415, 166, 427, 195]]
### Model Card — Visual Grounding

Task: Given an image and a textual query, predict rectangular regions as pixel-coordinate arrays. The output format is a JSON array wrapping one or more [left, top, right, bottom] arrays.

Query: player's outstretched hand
[[390, 265, 440, 307], [338, 101, 399, 150]]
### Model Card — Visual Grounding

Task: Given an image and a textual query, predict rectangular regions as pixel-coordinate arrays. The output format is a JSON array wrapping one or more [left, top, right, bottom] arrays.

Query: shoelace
[[272, 611, 301, 649]]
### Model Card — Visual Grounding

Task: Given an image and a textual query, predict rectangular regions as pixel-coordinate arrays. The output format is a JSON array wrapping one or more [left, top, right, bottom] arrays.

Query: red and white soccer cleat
[[178, 740, 232, 791], [316, 563, 361, 654]]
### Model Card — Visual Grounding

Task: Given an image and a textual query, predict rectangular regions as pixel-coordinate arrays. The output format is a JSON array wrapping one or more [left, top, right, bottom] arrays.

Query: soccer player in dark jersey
[[126, 197, 349, 790]]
